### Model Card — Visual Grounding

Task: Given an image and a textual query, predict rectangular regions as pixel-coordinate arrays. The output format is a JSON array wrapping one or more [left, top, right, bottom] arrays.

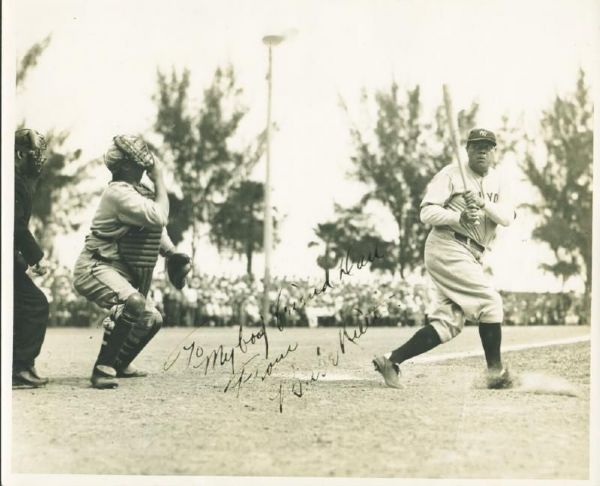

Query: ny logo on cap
[[479, 130, 488, 136]]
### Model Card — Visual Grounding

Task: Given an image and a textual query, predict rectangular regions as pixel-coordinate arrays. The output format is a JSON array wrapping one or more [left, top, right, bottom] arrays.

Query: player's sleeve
[[14, 180, 44, 266], [482, 175, 515, 227], [420, 169, 454, 207], [420, 169, 461, 226], [109, 184, 169, 228], [420, 204, 461, 226], [159, 228, 176, 257]]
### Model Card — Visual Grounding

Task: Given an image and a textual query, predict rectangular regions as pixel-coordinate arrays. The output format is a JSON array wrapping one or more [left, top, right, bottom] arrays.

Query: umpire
[[13, 128, 50, 388]]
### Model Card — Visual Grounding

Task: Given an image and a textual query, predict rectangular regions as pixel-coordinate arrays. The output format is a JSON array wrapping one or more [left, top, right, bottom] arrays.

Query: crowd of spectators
[[154, 273, 432, 328], [501, 291, 585, 326], [33, 266, 588, 328]]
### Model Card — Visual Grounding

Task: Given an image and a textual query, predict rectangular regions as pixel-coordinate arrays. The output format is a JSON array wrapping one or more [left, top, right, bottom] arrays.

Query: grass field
[[11, 324, 591, 480]]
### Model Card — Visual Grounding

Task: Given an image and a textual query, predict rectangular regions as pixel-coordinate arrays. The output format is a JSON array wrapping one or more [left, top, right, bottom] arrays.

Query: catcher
[[73, 135, 191, 389]]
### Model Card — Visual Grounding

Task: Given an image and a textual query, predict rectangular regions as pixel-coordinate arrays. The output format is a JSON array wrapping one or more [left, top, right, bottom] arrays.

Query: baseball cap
[[467, 128, 496, 146]]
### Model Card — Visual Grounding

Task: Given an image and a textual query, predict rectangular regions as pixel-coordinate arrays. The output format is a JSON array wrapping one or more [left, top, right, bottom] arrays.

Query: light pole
[[261, 34, 286, 326]]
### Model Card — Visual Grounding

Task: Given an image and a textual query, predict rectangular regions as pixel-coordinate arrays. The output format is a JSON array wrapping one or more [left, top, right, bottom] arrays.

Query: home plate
[[313, 372, 361, 381], [274, 371, 361, 381]]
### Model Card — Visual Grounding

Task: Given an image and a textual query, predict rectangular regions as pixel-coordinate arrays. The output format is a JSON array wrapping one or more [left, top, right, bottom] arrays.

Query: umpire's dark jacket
[[15, 174, 44, 268], [13, 173, 49, 369]]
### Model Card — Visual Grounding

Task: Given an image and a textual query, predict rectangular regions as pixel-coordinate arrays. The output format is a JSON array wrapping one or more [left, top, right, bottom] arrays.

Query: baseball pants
[[73, 249, 160, 324], [424, 229, 503, 343]]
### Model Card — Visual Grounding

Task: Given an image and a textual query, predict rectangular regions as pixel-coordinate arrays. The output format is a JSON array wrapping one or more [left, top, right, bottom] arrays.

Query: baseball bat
[[442, 84, 468, 189], [442, 84, 480, 226]]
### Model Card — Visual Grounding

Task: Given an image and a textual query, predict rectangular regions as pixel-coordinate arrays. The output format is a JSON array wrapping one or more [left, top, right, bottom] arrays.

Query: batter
[[373, 128, 515, 389]]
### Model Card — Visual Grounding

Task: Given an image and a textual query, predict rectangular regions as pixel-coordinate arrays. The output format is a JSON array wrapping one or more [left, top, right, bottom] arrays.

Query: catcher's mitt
[[167, 253, 192, 289], [113, 135, 155, 169]]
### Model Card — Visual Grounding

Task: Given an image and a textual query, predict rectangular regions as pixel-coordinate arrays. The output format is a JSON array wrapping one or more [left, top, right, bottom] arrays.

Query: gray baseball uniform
[[420, 162, 513, 342]]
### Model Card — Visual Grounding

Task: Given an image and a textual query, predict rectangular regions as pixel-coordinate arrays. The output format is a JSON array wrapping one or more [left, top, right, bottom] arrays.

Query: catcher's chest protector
[[118, 184, 162, 296]]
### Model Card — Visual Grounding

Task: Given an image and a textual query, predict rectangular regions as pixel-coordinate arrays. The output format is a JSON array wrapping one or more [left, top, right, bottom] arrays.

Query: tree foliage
[[16, 127, 102, 256], [17, 36, 101, 257], [164, 191, 193, 246], [309, 204, 395, 280], [521, 69, 593, 301], [16, 35, 51, 89], [334, 83, 478, 277], [210, 180, 278, 276], [153, 65, 266, 264]]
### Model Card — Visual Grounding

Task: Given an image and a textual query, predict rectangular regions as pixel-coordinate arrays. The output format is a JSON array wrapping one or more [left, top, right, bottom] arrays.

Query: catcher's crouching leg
[[114, 308, 162, 377], [92, 292, 145, 389]]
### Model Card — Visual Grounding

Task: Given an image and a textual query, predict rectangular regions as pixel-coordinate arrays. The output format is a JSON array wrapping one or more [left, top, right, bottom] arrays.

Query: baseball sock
[[389, 324, 442, 364], [478, 322, 502, 370]]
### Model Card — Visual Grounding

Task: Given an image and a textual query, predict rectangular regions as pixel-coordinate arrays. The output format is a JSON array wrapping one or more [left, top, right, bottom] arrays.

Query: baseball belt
[[453, 232, 485, 253]]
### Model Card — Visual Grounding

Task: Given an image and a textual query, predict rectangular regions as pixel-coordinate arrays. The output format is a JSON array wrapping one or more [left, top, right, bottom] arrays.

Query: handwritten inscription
[[270, 306, 381, 413], [273, 244, 385, 330], [163, 318, 270, 373], [162, 243, 389, 413], [224, 342, 299, 397]]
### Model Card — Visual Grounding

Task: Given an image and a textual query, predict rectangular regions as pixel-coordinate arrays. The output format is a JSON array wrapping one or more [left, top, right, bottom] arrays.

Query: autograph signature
[[223, 342, 299, 396], [272, 244, 386, 330], [162, 243, 390, 413], [163, 318, 270, 373], [269, 306, 381, 413]]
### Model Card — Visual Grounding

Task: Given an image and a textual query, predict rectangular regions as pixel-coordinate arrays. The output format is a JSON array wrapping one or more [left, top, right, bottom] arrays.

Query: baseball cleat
[[13, 369, 48, 388], [91, 365, 119, 389], [116, 365, 148, 378], [28, 365, 49, 385], [486, 367, 513, 389], [372, 355, 403, 389]]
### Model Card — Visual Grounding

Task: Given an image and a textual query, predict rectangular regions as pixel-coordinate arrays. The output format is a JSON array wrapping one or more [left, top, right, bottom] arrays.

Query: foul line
[[411, 334, 591, 364]]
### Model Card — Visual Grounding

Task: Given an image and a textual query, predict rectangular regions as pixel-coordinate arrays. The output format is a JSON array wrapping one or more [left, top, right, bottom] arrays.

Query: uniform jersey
[[83, 181, 173, 260], [420, 163, 513, 249]]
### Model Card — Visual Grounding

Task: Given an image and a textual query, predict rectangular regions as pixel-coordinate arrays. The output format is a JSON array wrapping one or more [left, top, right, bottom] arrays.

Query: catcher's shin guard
[[95, 293, 145, 368], [114, 311, 162, 371]]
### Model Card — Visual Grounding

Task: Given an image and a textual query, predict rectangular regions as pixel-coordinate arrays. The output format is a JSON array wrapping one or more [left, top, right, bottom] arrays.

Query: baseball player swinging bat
[[442, 84, 481, 227], [372, 106, 515, 389]]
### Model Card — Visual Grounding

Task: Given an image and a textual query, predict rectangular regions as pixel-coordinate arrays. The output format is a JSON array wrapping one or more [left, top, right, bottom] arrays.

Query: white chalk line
[[412, 333, 590, 364], [275, 334, 590, 381]]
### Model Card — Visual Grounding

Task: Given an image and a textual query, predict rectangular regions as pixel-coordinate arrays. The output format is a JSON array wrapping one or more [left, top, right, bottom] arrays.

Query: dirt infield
[[11, 325, 590, 479]]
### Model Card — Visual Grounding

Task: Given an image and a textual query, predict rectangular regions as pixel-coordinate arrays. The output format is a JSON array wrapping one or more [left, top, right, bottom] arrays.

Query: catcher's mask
[[104, 135, 155, 174], [15, 128, 47, 175]]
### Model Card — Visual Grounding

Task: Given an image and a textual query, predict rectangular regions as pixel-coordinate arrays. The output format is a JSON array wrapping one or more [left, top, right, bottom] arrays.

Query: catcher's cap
[[15, 128, 47, 152], [104, 134, 155, 173], [467, 128, 496, 146]]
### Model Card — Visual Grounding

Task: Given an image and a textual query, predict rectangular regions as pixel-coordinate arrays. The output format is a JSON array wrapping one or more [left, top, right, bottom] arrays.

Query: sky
[[4, 0, 599, 292]]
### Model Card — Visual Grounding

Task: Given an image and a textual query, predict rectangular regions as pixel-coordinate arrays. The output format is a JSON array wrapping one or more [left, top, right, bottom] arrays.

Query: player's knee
[[153, 311, 163, 329], [446, 323, 462, 341], [123, 292, 146, 318], [480, 292, 504, 322], [148, 309, 163, 330], [140, 308, 162, 330], [429, 319, 461, 343]]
